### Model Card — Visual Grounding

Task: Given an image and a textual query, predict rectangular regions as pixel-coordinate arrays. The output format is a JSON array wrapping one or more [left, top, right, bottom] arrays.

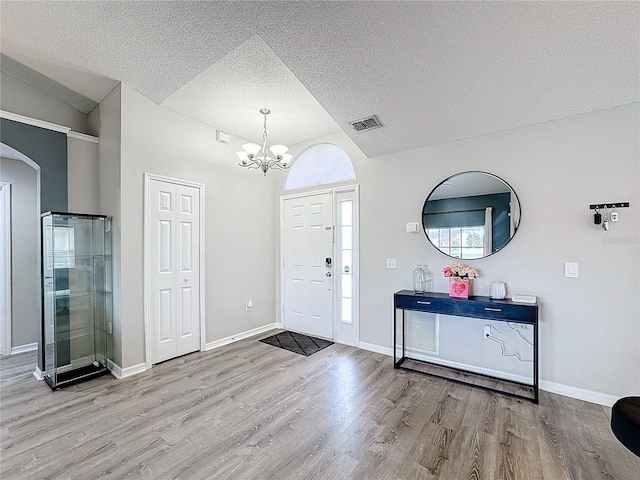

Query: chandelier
[[236, 108, 292, 175]]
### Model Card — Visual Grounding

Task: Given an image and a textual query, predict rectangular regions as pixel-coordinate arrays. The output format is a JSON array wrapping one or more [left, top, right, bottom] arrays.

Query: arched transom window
[[284, 143, 355, 191]]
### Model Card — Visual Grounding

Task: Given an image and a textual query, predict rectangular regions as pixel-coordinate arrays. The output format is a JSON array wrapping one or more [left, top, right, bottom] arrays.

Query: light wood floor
[[1, 331, 638, 479]]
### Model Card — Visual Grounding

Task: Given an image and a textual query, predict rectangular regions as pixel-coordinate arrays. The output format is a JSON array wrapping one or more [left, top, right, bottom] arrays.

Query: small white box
[[511, 295, 537, 304], [216, 130, 230, 144], [405, 222, 419, 233], [564, 262, 579, 278]]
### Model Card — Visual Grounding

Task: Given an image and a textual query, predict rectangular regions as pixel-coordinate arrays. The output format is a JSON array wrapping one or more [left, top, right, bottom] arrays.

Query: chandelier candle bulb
[[242, 143, 261, 156], [269, 145, 288, 157]]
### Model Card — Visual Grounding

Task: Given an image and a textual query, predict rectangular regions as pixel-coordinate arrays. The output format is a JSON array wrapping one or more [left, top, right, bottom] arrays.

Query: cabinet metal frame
[[394, 290, 539, 403]]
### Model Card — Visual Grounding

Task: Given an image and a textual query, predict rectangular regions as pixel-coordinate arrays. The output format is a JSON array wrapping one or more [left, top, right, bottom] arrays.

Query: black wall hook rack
[[589, 202, 629, 210]]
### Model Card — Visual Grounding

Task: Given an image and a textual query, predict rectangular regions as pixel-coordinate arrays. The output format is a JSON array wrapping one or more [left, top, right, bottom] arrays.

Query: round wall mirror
[[422, 171, 521, 259]]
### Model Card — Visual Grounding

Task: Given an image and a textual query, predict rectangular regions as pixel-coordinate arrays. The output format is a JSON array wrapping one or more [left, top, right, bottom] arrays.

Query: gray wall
[[0, 118, 67, 213], [279, 102, 640, 400], [98, 84, 276, 369], [67, 137, 100, 214], [0, 158, 39, 349], [90, 85, 122, 367], [1, 71, 92, 135]]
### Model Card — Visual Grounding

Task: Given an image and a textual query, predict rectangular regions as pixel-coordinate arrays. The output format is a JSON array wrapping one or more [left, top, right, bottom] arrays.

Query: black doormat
[[260, 331, 333, 357]]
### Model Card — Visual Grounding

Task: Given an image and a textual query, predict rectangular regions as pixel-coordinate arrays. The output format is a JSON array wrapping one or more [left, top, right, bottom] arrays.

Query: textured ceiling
[[161, 36, 340, 146], [1, 1, 638, 157]]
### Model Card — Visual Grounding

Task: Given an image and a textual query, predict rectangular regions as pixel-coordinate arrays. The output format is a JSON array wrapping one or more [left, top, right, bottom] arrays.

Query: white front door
[[148, 178, 201, 364], [283, 193, 334, 339]]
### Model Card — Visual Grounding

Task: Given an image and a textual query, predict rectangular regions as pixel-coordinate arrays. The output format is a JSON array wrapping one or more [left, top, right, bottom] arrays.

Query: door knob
[[326, 272, 332, 277]]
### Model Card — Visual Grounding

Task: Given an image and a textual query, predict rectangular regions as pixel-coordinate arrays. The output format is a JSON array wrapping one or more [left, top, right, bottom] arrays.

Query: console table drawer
[[394, 296, 456, 314], [456, 302, 535, 323]]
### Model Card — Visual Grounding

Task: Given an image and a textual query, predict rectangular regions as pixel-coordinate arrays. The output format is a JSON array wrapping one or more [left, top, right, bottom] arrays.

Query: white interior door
[[149, 179, 201, 364], [283, 193, 334, 339]]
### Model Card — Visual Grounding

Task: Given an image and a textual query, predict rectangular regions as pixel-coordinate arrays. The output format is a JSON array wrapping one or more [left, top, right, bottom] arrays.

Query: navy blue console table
[[394, 290, 539, 403]]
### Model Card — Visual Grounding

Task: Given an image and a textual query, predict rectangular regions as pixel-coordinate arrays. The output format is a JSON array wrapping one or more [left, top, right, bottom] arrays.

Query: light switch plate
[[564, 262, 579, 278]]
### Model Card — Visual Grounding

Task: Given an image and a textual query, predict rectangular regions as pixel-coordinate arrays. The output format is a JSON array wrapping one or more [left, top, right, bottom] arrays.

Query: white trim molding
[[0, 110, 71, 134], [539, 380, 620, 407], [10, 342, 38, 355], [107, 360, 147, 380], [33, 366, 43, 381], [1, 110, 97, 142], [143, 173, 206, 369], [358, 342, 393, 357], [204, 323, 282, 351], [68, 131, 99, 143]]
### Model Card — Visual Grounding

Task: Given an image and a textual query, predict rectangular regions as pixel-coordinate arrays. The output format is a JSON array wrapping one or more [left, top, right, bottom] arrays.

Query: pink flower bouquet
[[442, 264, 478, 280]]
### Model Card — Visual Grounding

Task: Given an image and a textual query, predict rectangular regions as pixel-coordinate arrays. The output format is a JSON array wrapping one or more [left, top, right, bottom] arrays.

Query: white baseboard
[[107, 359, 147, 380], [404, 348, 533, 385], [204, 322, 281, 351], [335, 340, 357, 347], [539, 380, 620, 407], [11, 342, 38, 355], [33, 366, 43, 381], [358, 342, 393, 357], [357, 341, 620, 407]]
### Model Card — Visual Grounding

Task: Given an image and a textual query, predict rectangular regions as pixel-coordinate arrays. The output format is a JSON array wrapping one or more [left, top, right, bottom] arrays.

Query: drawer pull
[[484, 307, 502, 312], [417, 301, 431, 305]]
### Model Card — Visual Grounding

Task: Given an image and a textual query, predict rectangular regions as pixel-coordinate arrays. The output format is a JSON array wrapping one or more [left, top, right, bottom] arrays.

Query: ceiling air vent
[[349, 114, 383, 133]]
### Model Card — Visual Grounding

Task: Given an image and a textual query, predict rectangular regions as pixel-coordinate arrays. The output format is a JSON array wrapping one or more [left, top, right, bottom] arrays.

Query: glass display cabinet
[[41, 212, 110, 389]]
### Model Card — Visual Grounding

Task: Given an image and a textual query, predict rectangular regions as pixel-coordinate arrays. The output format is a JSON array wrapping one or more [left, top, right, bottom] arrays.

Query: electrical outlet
[[511, 323, 529, 330], [107, 321, 113, 334], [386, 259, 397, 269], [484, 325, 491, 338], [245, 300, 253, 312]]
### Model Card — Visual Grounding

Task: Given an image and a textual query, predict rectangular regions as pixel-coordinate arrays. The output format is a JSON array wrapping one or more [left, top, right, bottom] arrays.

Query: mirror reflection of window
[[427, 226, 485, 259]]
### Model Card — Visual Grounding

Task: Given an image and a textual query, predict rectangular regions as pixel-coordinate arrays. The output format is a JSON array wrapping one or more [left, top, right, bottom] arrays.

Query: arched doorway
[[0, 142, 41, 357]]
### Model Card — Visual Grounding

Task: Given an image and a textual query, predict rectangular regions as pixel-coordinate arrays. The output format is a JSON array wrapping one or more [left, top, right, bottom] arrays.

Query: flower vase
[[449, 279, 470, 299]]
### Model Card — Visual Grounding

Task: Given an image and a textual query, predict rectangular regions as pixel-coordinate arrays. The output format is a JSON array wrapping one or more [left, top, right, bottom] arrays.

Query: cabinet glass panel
[[41, 212, 110, 390]]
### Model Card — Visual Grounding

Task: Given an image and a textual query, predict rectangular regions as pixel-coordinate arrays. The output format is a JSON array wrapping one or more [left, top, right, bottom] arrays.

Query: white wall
[[1, 72, 91, 135], [67, 137, 100, 214], [280, 103, 640, 401], [115, 84, 276, 369], [0, 157, 39, 348]]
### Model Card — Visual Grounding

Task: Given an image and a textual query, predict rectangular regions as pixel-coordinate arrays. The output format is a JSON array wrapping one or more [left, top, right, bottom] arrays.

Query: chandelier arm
[[238, 159, 262, 169]]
